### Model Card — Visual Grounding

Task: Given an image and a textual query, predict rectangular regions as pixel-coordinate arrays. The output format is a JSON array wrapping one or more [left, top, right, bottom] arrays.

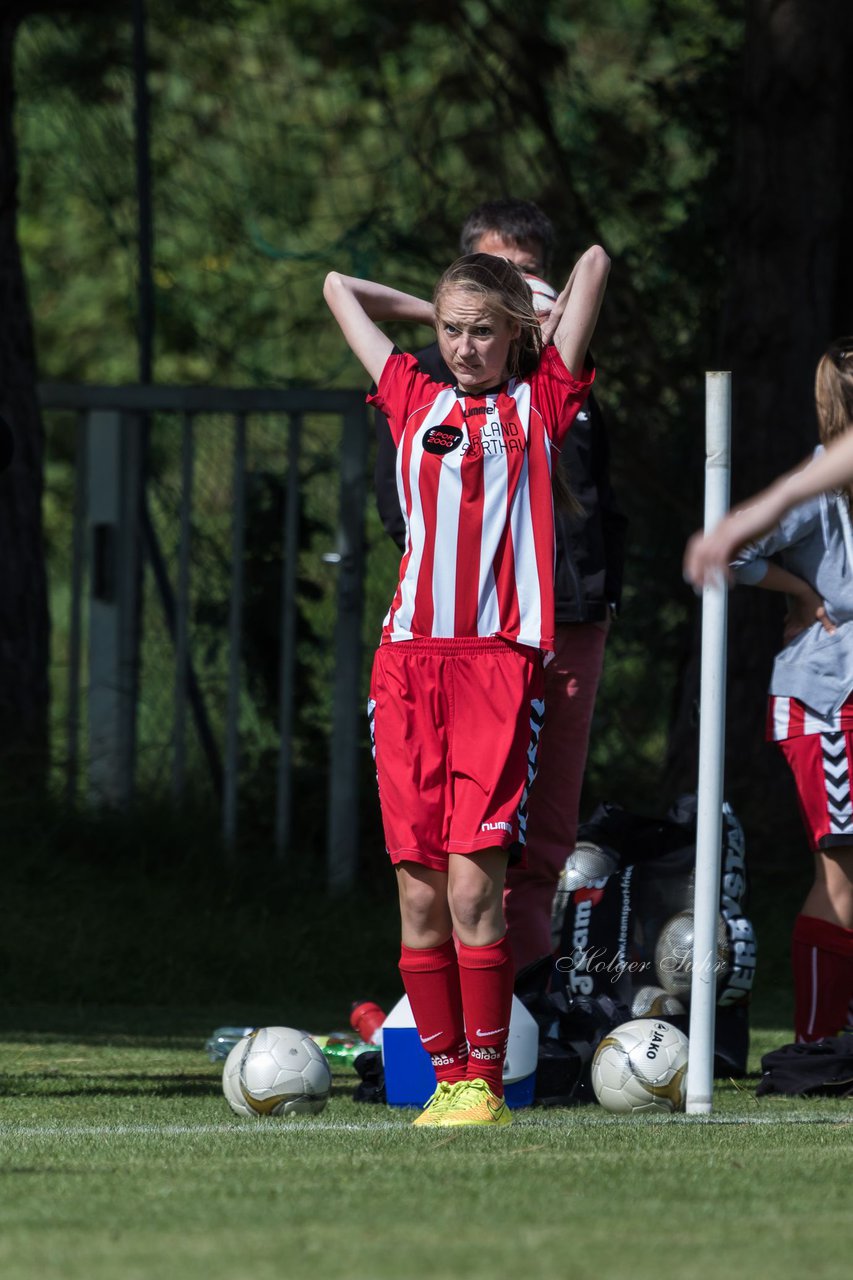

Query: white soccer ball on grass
[[591, 1018, 688, 1115], [238, 1026, 332, 1117], [222, 1035, 254, 1116]]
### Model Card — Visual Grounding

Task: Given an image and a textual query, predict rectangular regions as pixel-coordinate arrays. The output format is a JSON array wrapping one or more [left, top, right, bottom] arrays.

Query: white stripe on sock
[[807, 945, 819, 1038]]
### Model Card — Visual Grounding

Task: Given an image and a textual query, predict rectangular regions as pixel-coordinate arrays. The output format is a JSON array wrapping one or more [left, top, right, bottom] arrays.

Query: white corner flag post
[[685, 371, 731, 1115]]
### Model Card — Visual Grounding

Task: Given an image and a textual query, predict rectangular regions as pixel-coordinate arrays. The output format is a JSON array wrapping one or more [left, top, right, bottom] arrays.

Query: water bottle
[[204, 1025, 255, 1062], [313, 1034, 376, 1068], [350, 1001, 386, 1046]]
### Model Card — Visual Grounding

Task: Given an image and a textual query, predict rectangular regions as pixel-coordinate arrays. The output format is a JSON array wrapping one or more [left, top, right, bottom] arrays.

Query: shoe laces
[[423, 1080, 463, 1114], [454, 1078, 498, 1106]]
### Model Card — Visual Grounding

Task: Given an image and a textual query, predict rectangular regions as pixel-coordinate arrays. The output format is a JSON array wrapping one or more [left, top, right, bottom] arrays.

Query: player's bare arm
[[544, 245, 610, 376], [785, 430, 853, 504], [323, 272, 435, 386], [684, 427, 853, 588], [683, 499, 789, 589], [538, 259, 579, 345]]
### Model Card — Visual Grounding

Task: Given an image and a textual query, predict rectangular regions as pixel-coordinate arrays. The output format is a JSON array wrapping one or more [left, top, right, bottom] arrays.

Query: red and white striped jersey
[[367, 347, 593, 652], [768, 693, 853, 741]]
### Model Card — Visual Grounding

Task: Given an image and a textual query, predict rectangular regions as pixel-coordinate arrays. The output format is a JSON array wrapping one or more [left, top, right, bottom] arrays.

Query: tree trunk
[[667, 0, 853, 865], [0, 15, 50, 789]]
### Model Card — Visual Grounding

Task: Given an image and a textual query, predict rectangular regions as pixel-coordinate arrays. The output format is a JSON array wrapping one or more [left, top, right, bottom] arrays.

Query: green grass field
[[1, 1010, 851, 1280], [1, 830, 849, 1279]]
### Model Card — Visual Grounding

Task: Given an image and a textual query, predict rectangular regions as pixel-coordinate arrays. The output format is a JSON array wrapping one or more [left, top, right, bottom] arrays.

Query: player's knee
[[398, 875, 444, 934], [449, 883, 500, 933]]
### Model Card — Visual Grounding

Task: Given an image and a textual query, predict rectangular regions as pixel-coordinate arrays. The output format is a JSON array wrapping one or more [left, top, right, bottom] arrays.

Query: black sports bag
[[756, 1034, 853, 1097]]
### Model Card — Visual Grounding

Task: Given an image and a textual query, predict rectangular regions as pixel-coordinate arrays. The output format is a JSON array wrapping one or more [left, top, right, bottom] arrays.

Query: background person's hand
[[782, 587, 836, 645], [683, 526, 736, 589]]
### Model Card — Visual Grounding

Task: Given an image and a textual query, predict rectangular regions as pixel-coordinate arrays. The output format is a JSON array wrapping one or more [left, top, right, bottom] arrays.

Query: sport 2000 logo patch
[[422, 425, 463, 455]]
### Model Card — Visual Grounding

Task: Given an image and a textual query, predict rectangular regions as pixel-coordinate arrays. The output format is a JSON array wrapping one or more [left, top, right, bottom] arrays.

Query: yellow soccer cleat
[[411, 1080, 465, 1127], [430, 1078, 512, 1127]]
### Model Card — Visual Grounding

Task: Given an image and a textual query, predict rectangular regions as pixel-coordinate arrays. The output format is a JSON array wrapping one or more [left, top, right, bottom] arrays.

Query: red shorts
[[777, 731, 853, 851], [368, 637, 545, 871]]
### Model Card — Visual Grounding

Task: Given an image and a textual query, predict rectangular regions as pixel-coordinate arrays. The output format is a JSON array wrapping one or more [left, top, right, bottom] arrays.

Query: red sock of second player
[[792, 913, 853, 1042]]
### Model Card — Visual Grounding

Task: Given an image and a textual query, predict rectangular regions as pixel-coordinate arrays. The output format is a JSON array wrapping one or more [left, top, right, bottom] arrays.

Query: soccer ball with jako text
[[591, 1018, 689, 1114], [236, 1026, 332, 1117]]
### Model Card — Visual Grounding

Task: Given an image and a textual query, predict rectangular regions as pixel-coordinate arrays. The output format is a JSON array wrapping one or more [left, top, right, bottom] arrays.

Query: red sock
[[457, 934, 514, 1097], [791, 914, 853, 1042], [398, 939, 468, 1084]]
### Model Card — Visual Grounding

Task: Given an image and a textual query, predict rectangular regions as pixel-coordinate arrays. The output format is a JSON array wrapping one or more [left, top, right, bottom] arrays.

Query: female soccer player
[[685, 340, 853, 1041], [324, 246, 609, 1125]]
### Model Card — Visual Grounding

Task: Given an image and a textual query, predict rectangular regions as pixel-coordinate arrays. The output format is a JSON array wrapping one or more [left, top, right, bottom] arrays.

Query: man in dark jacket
[[374, 199, 626, 971]]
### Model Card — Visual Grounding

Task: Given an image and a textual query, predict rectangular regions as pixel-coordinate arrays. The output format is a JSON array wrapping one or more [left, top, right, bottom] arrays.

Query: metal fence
[[38, 383, 369, 890]]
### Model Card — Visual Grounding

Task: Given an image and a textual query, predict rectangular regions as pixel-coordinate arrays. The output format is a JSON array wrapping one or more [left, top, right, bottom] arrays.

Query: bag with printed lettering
[[552, 794, 755, 1077]]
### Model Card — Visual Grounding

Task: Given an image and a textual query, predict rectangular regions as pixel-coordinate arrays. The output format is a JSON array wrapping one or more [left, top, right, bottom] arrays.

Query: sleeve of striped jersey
[[530, 347, 596, 446], [366, 351, 439, 447]]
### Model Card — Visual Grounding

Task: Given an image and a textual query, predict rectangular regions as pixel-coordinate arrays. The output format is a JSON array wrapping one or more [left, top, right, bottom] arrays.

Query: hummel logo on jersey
[[423, 425, 463, 455], [481, 820, 512, 833]]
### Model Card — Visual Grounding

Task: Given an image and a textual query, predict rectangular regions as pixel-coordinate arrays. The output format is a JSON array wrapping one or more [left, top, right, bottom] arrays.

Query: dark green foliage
[[0, 789, 402, 1013], [13, 1, 749, 829], [0, 770, 805, 1024], [21, 2, 844, 871]]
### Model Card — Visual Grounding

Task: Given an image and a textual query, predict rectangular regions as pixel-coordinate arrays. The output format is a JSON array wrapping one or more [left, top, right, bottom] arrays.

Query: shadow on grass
[[0, 1005, 395, 1048], [0, 1070, 355, 1101], [0, 1072, 221, 1099], [0, 1026, 213, 1050]]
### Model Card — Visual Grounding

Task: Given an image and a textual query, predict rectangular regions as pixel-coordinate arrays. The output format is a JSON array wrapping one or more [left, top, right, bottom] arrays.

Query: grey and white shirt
[[732, 447, 853, 721]]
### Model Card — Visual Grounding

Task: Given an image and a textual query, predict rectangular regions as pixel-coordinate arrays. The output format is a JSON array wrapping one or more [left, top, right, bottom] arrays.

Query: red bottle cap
[[350, 1000, 386, 1043]]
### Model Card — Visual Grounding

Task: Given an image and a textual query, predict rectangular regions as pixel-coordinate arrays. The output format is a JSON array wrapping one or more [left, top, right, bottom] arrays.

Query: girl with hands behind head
[[324, 246, 609, 1125]]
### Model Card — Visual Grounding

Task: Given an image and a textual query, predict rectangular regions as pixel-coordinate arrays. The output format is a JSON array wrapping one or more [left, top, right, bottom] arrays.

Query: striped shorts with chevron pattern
[[778, 730, 853, 851]]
